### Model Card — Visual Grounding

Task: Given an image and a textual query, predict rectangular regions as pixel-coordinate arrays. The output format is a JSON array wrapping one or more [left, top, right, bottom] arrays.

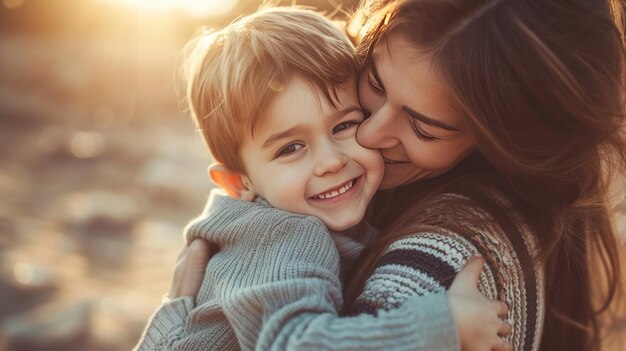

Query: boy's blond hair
[[182, 7, 358, 174]]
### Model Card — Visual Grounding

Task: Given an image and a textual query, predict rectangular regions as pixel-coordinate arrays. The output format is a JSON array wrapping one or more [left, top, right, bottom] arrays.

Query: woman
[[170, 0, 625, 350]]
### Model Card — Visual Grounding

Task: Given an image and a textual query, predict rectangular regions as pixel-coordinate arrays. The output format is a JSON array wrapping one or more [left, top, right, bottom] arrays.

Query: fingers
[[175, 242, 190, 263], [495, 300, 508, 318], [493, 337, 513, 351], [450, 255, 484, 290], [188, 239, 211, 262], [168, 239, 214, 299], [498, 320, 513, 337], [495, 307, 512, 350]]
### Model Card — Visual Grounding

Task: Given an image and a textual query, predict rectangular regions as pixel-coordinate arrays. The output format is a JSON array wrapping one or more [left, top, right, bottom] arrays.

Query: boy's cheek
[[346, 140, 384, 172]]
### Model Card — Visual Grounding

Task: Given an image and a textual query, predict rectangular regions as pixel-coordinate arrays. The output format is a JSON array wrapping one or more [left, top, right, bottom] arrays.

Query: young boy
[[135, 7, 499, 351]]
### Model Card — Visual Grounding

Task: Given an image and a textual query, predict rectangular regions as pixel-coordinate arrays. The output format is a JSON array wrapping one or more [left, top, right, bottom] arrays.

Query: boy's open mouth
[[309, 177, 359, 200]]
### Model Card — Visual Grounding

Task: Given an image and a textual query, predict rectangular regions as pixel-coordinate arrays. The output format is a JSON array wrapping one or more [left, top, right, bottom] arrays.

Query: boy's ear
[[208, 163, 255, 201]]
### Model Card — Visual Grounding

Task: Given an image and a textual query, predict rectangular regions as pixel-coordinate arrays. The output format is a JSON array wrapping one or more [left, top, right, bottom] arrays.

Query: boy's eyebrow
[[371, 56, 459, 132], [262, 105, 362, 148], [262, 126, 306, 149], [330, 105, 362, 120]]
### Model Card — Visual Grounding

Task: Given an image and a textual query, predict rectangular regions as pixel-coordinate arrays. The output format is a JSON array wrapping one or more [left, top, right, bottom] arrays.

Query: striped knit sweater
[[354, 187, 545, 351], [134, 190, 458, 351]]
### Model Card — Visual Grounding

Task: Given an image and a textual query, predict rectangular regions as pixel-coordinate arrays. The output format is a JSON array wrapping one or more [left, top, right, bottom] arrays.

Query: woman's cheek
[[411, 145, 456, 170], [415, 142, 473, 170]]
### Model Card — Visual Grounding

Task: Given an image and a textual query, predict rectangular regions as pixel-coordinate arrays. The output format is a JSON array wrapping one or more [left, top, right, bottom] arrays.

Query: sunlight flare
[[103, 0, 238, 18]]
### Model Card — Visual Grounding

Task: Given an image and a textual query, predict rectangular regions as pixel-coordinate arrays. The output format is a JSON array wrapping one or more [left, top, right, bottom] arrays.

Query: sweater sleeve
[[222, 218, 459, 351], [133, 296, 195, 351], [241, 292, 457, 351], [354, 231, 479, 315], [354, 226, 542, 351]]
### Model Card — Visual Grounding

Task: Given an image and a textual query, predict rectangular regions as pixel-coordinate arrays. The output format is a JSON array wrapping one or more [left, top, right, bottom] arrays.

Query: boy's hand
[[167, 239, 216, 300], [449, 255, 513, 351]]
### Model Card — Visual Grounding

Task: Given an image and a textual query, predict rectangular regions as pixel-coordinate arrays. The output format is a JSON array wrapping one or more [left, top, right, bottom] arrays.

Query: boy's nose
[[313, 146, 349, 176]]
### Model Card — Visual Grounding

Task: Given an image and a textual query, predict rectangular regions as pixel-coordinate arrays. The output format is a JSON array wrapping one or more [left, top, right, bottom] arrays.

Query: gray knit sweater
[[134, 190, 458, 351]]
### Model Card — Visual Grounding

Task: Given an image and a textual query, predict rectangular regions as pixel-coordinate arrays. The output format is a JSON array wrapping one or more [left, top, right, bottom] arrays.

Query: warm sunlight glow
[[104, 0, 238, 18], [3, 0, 25, 10]]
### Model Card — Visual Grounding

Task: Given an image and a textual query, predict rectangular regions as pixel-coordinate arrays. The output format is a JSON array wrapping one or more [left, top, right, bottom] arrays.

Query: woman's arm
[[354, 228, 541, 351]]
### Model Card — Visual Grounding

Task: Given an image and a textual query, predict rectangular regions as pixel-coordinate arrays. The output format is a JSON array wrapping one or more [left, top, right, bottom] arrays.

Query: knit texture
[[134, 190, 458, 351], [355, 187, 545, 351]]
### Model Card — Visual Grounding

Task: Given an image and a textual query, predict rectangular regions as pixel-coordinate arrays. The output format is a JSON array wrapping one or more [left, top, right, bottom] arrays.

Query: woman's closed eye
[[363, 109, 372, 119], [275, 143, 305, 158], [367, 71, 385, 95], [409, 118, 437, 142]]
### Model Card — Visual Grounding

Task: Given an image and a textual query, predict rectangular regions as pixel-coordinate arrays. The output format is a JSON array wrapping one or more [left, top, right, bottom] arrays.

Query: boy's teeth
[[315, 180, 354, 200]]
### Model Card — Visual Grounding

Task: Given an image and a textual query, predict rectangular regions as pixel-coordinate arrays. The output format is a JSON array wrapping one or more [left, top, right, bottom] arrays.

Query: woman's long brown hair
[[345, 1, 626, 350]]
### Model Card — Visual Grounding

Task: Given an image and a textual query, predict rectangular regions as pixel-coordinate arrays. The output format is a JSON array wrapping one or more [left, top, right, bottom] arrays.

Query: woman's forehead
[[370, 37, 465, 131]]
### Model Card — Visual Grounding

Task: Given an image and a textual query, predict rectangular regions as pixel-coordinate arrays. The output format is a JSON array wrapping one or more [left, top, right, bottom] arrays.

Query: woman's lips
[[382, 156, 406, 164]]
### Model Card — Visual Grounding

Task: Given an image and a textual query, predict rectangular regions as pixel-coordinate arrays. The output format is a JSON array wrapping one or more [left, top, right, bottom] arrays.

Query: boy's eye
[[333, 121, 361, 134], [276, 143, 304, 158]]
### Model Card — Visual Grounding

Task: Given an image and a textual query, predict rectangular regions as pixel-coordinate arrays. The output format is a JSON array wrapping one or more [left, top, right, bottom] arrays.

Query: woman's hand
[[448, 255, 513, 351], [167, 239, 215, 300]]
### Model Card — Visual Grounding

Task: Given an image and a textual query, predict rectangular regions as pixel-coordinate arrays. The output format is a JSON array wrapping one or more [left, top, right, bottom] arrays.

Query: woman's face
[[357, 36, 476, 189]]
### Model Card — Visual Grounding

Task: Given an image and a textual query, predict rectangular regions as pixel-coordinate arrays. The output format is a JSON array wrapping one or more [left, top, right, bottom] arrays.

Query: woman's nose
[[357, 104, 399, 149], [313, 143, 349, 177]]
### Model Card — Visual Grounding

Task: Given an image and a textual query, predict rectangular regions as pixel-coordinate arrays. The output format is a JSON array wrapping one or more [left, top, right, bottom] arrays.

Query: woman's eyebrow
[[402, 106, 460, 131]]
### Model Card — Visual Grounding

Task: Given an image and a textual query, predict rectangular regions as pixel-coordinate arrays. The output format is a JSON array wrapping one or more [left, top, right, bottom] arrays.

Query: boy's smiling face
[[240, 75, 384, 232]]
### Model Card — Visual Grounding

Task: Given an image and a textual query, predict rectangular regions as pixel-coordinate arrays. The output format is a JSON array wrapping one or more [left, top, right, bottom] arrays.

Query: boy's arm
[[229, 287, 457, 351], [219, 217, 460, 351], [224, 228, 511, 351]]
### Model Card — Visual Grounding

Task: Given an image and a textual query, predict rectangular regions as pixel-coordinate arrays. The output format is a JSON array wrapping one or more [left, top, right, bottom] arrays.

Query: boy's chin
[[325, 217, 363, 233]]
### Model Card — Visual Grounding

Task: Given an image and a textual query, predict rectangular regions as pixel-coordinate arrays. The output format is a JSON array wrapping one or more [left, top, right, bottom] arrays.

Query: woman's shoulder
[[358, 185, 545, 350], [401, 184, 541, 255], [384, 185, 544, 290]]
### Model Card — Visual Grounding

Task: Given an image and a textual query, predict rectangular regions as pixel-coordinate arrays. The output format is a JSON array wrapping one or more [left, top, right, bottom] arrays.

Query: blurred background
[[0, 0, 623, 350]]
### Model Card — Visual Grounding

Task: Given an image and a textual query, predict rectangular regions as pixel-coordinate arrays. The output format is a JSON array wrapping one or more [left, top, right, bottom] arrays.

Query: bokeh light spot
[[69, 131, 105, 159], [14, 262, 34, 284], [100, 297, 116, 313]]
